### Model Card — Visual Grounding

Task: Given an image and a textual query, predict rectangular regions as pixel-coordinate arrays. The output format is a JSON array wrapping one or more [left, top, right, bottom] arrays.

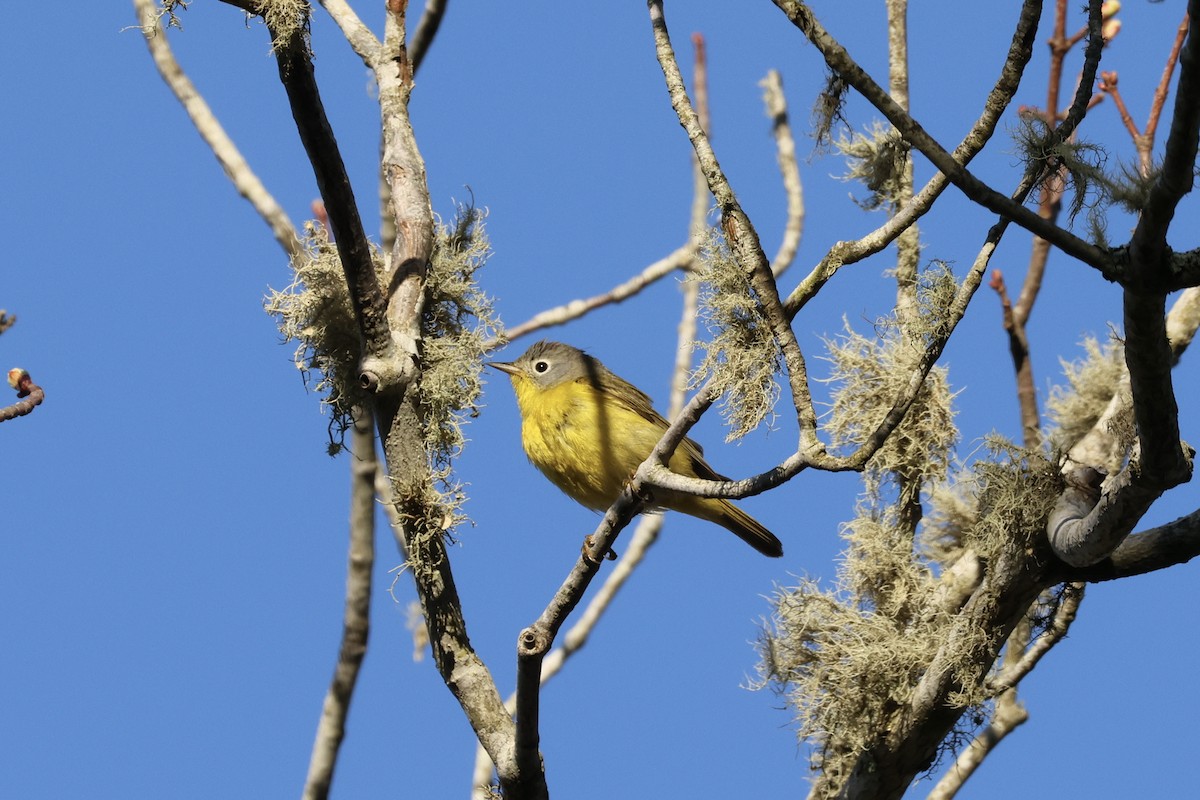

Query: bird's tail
[[701, 498, 783, 558]]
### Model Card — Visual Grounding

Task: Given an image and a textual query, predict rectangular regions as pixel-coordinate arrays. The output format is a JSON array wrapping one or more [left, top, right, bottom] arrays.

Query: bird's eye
[[534, 360, 550, 374]]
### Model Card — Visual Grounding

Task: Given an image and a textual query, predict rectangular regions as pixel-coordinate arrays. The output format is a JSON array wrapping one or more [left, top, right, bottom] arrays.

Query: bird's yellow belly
[[517, 381, 662, 510]]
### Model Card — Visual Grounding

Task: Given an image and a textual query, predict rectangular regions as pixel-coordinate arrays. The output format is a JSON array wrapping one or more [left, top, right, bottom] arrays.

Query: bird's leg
[[582, 535, 618, 565]]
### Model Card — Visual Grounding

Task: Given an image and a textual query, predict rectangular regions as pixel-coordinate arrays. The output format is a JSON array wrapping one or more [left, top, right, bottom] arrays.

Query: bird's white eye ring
[[534, 360, 550, 373]]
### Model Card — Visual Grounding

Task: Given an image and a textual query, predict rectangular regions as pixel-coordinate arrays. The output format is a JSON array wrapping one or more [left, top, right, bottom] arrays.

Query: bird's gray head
[[489, 340, 600, 390]]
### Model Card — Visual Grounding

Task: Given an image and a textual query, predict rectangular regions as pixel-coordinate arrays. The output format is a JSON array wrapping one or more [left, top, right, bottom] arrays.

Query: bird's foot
[[582, 535, 618, 565]]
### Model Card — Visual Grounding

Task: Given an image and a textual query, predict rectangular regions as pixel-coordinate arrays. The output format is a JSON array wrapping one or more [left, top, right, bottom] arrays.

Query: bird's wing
[[588, 367, 712, 461]]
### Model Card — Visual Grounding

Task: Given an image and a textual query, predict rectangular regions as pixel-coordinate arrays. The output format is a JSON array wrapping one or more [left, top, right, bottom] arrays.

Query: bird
[[490, 340, 782, 557]]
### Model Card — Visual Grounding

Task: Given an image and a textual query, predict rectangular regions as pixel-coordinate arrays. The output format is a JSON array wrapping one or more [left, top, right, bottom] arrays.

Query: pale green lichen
[[265, 221, 378, 450], [836, 121, 912, 211], [265, 204, 498, 467], [691, 229, 782, 441], [1045, 334, 1131, 456], [419, 205, 500, 477]]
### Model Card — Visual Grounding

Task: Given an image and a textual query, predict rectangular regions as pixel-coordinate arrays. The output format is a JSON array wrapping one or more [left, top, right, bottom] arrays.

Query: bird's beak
[[488, 361, 521, 377]]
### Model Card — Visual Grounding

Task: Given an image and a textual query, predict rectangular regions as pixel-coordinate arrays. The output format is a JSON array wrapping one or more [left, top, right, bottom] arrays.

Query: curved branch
[[771, 0, 1113, 274], [496, 244, 697, 345], [318, 0, 381, 68], [135, 0, 302, 259], [784, 0, 1043, 315], [1063, 506, 1200, 581], [760, 70, 805, 277], [648, 0, 822, 453]]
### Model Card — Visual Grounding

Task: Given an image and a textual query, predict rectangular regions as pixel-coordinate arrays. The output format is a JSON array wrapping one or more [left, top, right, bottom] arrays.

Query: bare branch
[[135, 0, 302, 259], [648, 0, 821, 454], [771, 0, 1114, 274], [1, 368, 44, 423], [410, 0, 449, 75], [1130, 6, 1199, 287], [1065, 506, 1200, 581], [760, 70, 804, 277], [496, 244, 697, 345], [989, 269, 1040, 446], [500, 49, 803, 348], [303, 409, 376, 800], [784, 0, 1043, 315], [987, 583, 1084, 694], [1145, 13, 1192, 152], [885, 0, 921, 333], [318, 0, 382, 67]]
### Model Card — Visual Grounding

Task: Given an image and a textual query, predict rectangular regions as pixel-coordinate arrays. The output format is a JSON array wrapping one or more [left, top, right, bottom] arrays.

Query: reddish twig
[[1146, 13, 1192, 147], [1098, 71, 1141, 141], [1099, 12, 1191, 175], [2, 368, 44, 422]]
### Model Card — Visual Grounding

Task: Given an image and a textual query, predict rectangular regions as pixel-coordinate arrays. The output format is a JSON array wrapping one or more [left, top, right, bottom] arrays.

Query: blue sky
[[3, 2, 1197, 798]]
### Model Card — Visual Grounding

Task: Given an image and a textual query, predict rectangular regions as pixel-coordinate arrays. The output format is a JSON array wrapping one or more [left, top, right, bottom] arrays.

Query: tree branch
[[136, 0, 302, 259], [303, 409, 376, 800], [258, 5, 393, 364], [648, 0, 822, 455], [1063, 506, 1200, 581], [317, 0, 381, 68], [784, 0, 1042, 316], [1046, 2, 1200, 567], [409, 0, 449, 75], [760, 70, 804, 277], [986, 583, 1084, 695], [1, 368, 43, 423], [1145, 13, 1192, 156], [771, 0, 1114, 275], [495, 244, 697, 345]]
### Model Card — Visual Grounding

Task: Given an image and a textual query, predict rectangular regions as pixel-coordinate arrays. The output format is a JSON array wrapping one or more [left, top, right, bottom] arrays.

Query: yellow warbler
[[491, 341, 782, 557]]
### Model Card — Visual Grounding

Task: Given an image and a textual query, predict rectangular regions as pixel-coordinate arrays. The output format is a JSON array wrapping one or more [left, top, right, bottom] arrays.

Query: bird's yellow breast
[[511, 375, 668, 510]]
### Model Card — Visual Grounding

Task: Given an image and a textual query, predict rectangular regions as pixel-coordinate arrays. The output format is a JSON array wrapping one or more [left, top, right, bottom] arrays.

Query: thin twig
[[1, 369, 43, 423], [496, 244, 697, 346], [648, 0, 821, 455], [1145, 13, 1192, 166], [135, 0, 302, 259], [772, 0, 1113, 275], [783, 0, 1043, 316], [303, 408, 377, 800], [318, 0, 381, 67], [409, 0, 449, 75], [760, 70, 804, 278]]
